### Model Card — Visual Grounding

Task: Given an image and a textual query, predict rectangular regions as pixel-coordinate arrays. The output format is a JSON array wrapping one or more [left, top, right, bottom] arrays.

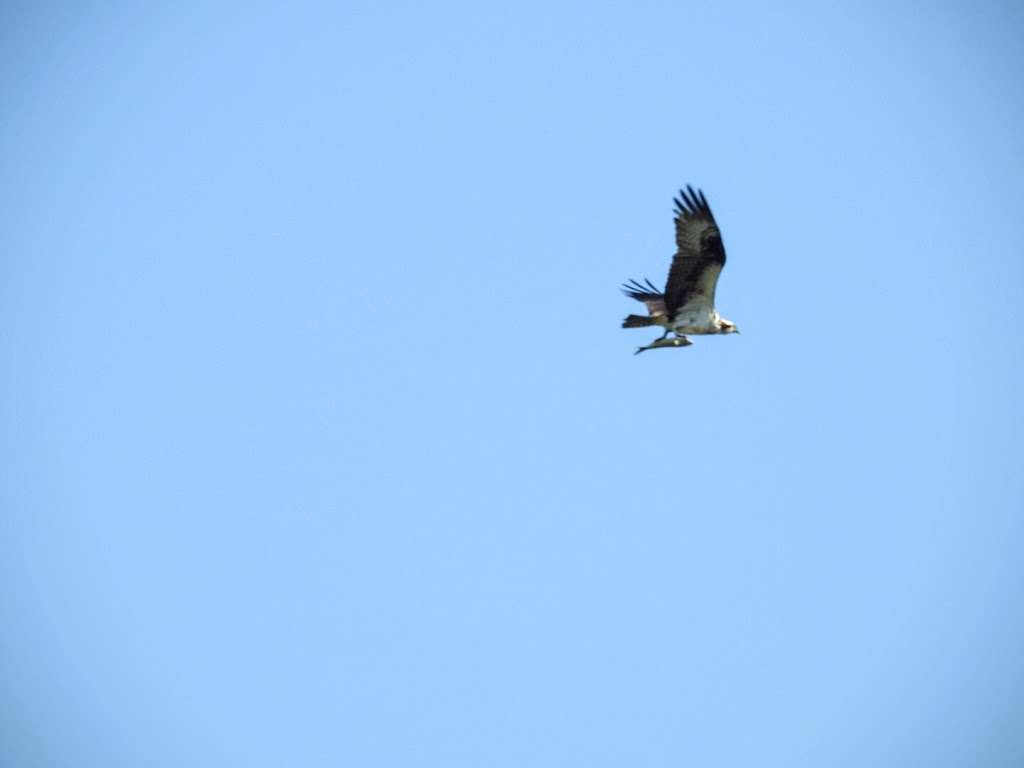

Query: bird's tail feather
[[622, 314, 657, 328]]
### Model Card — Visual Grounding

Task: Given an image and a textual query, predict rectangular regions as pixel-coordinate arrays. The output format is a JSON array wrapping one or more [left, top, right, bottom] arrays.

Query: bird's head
[[719, 319, 740, 335], [716, 319, 741, 335]]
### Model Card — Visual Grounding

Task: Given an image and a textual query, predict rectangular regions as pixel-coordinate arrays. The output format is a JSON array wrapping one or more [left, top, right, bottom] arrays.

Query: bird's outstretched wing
[[663, 185, 727, 317], [620, 277, 667, 316]]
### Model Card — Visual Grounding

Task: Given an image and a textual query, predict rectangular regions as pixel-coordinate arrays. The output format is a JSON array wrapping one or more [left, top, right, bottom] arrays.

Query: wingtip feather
[[673, 184, 713, 218]]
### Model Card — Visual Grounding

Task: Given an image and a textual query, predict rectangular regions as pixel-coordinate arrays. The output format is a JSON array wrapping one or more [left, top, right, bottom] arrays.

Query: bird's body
[[665, 303, 724, 335], [621, 185, 738, 353]]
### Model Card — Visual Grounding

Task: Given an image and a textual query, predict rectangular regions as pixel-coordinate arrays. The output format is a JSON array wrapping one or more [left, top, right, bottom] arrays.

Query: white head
[[718, 318, 740, 334]]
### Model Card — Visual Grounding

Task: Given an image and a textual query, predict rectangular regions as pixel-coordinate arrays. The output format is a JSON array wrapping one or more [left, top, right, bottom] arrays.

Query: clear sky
[[3, 3, 1023, 766]]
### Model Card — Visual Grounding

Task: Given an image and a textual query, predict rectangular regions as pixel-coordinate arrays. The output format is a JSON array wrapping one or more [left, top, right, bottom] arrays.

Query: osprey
[[621, 185, 739, 354]]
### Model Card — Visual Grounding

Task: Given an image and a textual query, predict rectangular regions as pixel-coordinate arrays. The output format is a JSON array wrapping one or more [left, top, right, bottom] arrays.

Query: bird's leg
[[657, 328, 671, 340]]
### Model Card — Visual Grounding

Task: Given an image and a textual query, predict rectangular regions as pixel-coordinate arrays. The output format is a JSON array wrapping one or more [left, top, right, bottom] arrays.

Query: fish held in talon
[[633, 336, 693, 355]]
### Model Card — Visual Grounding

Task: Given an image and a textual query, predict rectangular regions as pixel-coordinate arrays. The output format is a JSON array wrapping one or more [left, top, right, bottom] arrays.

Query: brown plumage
[[620, 278, 667, 326], [663, 185, 726, 316], [620, 184, 738, 348]]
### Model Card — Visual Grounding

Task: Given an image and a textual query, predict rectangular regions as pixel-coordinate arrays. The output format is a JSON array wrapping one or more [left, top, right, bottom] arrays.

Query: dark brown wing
[[621, 277, 667, 316], [663, 185, 727, 317]]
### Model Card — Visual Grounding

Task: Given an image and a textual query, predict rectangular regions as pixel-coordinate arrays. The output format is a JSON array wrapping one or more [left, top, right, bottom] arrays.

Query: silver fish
[[634, 336, 693, 355]]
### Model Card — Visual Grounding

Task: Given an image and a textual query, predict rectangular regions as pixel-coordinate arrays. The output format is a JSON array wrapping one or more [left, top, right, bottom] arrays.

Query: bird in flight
[[621, 185, 739, 354]]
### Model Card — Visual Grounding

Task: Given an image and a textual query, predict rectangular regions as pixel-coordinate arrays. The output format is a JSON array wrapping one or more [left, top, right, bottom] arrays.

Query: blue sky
[[2, 3, 1023, 766]]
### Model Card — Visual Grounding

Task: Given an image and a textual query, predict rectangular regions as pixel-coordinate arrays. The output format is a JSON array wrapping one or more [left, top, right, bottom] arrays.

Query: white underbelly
[[671, 307, 718, 334]]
